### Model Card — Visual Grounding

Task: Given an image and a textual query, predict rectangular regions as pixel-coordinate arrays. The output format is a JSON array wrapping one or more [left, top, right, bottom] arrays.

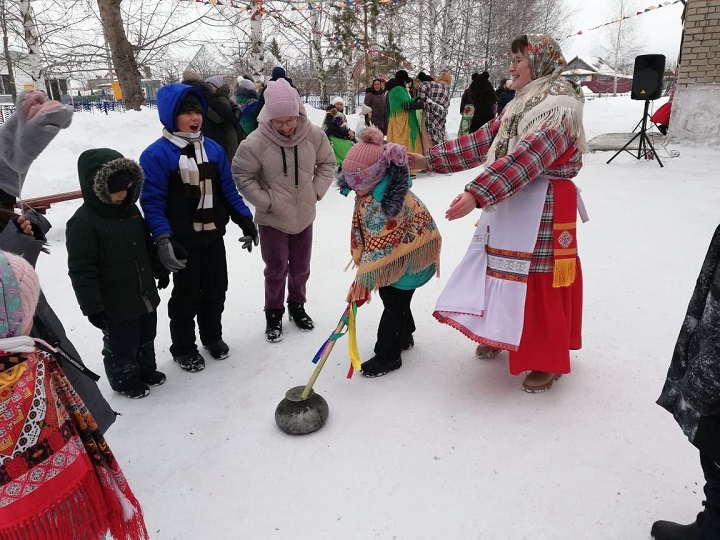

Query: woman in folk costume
[[416, 70, 452, 147], [0, 251, 148, 539], [386, 70, 423, 155], [338, 128, 441, 377], [408, 34, 588, 393]]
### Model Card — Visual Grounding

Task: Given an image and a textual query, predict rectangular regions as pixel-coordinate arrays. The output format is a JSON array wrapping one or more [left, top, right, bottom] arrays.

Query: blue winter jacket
[[140, 83, 253, 249]]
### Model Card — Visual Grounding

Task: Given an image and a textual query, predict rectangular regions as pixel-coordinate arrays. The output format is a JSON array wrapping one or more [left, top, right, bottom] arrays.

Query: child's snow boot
[[205, 339, 230, 360], [651, 510, 706, 539], [173, 352, 205, 372], [144, 371, 167, 386], [265, 310, 284, 342], [361, 355, 402, 378], [117, 376, 150, 399], [288, 302, 314, 331]]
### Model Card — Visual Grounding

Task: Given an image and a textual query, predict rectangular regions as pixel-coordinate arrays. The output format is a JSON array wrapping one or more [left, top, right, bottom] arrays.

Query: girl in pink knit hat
[[232, 78, 336, 342], [337, 127, 442, 377]]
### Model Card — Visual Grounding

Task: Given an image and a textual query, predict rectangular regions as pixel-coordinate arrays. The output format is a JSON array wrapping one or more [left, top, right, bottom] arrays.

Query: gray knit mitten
[[0, 90, 74, 198]]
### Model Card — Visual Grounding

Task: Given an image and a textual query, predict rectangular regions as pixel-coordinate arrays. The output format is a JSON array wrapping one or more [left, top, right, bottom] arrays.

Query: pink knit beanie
[[342, 127, 407, 191], [0, 251, 40, 337], [263, 79, 299, 120]]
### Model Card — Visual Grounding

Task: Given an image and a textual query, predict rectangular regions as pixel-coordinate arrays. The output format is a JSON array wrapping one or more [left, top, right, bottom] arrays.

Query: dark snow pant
[[102, 310, 158, 391], [168, 238, 228, 356], [701, 451, 720, 539], [375, 286, 416, 362], [259, 224, 313, 312]]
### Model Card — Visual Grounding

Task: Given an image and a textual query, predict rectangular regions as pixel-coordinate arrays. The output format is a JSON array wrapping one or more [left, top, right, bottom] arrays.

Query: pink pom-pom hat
[[342, 127, 408, 192]]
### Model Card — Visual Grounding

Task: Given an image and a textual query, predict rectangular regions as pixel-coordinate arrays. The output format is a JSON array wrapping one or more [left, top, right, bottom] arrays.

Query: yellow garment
[[0, 364, 27, 389], [387, 112, 419, 154]]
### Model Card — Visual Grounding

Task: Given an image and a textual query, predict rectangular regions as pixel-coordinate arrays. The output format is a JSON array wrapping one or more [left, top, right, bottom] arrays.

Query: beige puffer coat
[[232, 117, 336, 235]]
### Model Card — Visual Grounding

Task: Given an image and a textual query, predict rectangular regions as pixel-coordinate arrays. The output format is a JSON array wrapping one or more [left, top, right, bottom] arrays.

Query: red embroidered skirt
[[508, 259, 583, 375]]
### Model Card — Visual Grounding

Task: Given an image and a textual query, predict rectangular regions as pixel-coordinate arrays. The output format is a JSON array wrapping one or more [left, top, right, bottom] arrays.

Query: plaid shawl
[[0, 348, 148, 540], [417, 81, 450, 146]]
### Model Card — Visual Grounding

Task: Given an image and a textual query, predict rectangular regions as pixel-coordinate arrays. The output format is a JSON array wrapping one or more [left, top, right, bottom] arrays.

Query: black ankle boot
[[265, 310, 284, 342], [651, 510, 706, 539], [288, 302, 314, 331]]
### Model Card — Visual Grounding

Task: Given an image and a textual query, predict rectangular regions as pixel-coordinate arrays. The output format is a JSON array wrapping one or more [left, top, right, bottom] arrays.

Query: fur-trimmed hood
[[336, 162, 409, 218], [77, 148, 144, 214]]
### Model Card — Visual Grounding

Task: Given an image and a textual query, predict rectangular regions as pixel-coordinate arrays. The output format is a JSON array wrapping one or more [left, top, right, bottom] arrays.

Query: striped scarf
[[162, 128, 217, 232]]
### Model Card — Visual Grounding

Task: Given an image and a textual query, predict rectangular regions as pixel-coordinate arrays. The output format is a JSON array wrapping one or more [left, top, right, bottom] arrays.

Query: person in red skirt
[[408, 33, 589, 393]]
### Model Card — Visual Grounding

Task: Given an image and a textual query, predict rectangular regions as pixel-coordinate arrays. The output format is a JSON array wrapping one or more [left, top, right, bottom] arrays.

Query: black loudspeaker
[[631, 54, 666, 100]]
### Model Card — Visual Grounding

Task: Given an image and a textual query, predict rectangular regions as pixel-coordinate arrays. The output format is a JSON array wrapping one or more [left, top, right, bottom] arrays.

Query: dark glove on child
[[157, 273, 170, 290], [88, 312, 106, 330], [238, 216, 259, 253], [156, 234, 188, 272]]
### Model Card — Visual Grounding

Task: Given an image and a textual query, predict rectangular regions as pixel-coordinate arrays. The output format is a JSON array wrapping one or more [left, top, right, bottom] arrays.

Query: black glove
[[88, 312, 106, 330], [157, 273, 170, 290], [403, 99, 425, 111], [156, 234, 188, 272], [238, 216, 259, 253]]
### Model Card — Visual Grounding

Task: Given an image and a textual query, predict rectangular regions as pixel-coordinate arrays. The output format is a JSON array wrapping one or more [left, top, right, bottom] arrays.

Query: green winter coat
[[66, 148, 162, 323]]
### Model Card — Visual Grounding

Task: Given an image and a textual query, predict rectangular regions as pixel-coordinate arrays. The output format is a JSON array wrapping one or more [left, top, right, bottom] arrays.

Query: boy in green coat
[[66, 148, 169, 398]]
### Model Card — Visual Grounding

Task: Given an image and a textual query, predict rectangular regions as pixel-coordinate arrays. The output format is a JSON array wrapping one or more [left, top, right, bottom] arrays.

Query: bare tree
[[597, 0, 640, 95], [0, 0, 17, 99], [96, 0, 143, 110], [18, 0, 43, 88]]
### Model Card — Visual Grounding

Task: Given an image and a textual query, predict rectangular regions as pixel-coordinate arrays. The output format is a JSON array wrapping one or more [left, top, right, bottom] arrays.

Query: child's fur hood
[[78, 148, 143, 207], [336, 162, 410, 218]]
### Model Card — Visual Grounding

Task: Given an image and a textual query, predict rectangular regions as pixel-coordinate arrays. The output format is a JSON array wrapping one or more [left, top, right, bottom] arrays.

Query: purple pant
[[259, 224, 313, 311]]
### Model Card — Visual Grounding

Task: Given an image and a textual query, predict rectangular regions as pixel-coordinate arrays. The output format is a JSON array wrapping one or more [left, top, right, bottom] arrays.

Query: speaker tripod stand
[[607, 99, 663, 168]]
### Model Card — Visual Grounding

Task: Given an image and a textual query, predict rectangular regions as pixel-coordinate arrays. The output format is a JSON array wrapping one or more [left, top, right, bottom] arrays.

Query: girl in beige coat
[[232, 78, 336, 342]]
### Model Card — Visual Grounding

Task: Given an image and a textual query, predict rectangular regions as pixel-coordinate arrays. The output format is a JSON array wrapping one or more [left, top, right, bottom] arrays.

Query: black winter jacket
[[658, 223, 720, 461], [66, 148, 163, 323]]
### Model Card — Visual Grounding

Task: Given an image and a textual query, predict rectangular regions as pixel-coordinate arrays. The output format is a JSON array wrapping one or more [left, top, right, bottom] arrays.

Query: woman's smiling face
[[509, 49, 532, 91]]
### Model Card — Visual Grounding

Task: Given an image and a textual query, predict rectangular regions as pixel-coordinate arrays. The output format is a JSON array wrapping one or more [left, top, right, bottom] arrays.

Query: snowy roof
[[565, 55, 632, 77], [563, 68, 596, 76]]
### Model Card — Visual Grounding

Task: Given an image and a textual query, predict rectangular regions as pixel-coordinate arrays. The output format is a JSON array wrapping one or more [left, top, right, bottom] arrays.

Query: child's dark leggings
[[375, 286, 416, 362], [102, 310, 157, 391]]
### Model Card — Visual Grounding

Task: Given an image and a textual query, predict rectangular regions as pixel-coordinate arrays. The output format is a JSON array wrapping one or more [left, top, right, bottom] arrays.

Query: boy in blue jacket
[[140, 83, 257, 373]]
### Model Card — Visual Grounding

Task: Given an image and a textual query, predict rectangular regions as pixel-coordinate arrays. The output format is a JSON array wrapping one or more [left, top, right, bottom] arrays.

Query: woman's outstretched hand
[[407, 152, 428, 171], [446, 192, 476, 221]]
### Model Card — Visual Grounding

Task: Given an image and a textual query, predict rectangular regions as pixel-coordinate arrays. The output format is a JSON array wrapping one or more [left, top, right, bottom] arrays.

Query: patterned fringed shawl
[[0, 348, 148, 540], [345, 181, 441, 304]]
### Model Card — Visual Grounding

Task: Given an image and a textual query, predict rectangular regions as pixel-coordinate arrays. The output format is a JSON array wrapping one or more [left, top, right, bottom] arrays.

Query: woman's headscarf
[[524, 34, 568, 80], [485, 33, 586, 163]]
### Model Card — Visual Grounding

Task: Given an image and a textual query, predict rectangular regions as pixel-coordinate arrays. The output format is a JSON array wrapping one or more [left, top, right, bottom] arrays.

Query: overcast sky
[[561, 0, 685, 66]]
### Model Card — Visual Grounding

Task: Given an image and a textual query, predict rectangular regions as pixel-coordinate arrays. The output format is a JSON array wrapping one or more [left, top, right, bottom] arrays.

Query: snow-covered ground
[[22, 94, 718, 539]]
